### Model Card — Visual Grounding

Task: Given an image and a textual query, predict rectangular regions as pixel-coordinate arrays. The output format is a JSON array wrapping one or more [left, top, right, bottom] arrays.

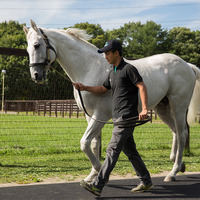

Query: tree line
[[0, 20, 200, 100]]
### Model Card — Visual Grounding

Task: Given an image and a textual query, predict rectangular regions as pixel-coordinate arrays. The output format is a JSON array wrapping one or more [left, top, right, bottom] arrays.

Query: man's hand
[[72, 83, 108, 94], [72, 83, 86, 91], [139, 108, 148, 120], [136, 82, 148, 121]]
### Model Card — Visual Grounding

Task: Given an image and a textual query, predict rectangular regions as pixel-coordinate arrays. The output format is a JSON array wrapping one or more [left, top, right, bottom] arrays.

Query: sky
[[0, 0, 200, 31]]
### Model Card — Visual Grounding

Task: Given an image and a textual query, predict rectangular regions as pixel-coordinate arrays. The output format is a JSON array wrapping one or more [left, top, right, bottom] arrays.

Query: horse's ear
[[30, 19, 39, 32], [23, 26, 29, 35]]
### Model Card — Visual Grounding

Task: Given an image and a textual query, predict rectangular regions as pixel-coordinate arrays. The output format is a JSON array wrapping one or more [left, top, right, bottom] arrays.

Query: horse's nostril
[[34, 73, 38, 80]]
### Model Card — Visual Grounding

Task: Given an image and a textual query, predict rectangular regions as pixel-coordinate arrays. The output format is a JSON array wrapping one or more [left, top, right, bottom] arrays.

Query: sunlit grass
[[0, 114, 199, 183]]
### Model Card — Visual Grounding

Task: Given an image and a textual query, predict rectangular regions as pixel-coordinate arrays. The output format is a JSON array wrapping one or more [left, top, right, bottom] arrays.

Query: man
[[73, 40, 153, 196]]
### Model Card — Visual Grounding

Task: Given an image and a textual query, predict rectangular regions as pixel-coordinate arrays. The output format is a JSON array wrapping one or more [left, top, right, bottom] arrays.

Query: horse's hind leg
[[162, 94, 190, 182], [154, 99, 179, 159], [154, 100, 186, 181], [164, 108, 188, 181]]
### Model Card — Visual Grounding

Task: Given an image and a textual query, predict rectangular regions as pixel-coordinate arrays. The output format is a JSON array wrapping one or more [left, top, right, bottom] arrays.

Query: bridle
[[29, 29, 151, 127], [29, 28, 57, 68]]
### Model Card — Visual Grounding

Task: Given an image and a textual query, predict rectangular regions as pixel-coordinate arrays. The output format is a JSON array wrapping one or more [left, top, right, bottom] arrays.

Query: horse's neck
[[49, 30, 109, 84]]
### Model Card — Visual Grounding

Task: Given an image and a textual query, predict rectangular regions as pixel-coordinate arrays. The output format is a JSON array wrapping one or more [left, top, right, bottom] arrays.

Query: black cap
[[98, 40, 122, 54]]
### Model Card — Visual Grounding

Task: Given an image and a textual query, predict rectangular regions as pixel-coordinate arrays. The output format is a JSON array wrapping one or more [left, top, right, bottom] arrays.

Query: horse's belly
[[138, 73, 169, 111]]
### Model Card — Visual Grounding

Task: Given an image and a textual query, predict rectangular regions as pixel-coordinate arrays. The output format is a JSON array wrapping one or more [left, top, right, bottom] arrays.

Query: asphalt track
[[0, 173, 200, 200]]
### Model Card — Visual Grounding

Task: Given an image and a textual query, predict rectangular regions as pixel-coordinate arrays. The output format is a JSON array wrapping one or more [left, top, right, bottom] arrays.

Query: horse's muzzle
[[30, 65, 47, 84]]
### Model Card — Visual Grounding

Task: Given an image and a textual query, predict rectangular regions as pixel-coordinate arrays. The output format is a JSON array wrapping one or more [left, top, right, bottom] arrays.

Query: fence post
[[44, 101, 46, 116], [55, 102, 57, 117], [77, 106, 79, 118], [26, 102, 28, 115], [4, 101, 7, 113], [17, 102, 20, 114], [61, 102, 64, 118], [69, 100, 72, 118], [150, 110, 152, 123], [184, 123, 190, 154], [38, 101, 40, 116], [33, 102, 36, 115], [49, 102, 51, 117], [66, 101, 68, 117]]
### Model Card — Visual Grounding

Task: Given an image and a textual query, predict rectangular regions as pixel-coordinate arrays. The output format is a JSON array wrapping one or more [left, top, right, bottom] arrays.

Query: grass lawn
[[0, 114, 200, 184]]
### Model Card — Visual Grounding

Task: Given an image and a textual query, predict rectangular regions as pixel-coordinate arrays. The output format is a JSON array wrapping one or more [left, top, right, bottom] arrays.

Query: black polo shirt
[[103, 58, 143, 119]]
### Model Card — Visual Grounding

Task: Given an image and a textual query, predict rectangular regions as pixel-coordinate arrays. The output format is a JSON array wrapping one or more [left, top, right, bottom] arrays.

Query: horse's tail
[[187, 63, 200, 124]]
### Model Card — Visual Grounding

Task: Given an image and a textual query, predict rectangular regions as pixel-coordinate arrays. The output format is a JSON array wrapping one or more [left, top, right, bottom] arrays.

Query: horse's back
[[127, 54, 196, 110]]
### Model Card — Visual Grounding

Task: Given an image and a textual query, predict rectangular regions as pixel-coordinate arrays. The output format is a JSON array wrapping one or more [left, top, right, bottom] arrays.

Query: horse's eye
[[34, 43, 40, 49]]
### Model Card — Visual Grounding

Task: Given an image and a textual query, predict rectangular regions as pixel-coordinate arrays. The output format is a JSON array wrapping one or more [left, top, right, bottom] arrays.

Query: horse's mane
[[60, 28, 92, 41]]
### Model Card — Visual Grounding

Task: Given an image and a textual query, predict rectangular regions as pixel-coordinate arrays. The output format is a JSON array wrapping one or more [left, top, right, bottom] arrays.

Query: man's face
[[105, 50, 117, 65]]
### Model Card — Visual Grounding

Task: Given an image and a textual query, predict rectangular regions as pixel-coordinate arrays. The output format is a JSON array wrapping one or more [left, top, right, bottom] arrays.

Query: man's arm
[[72, 83, 108, 94], [136, 81, 148, 120]]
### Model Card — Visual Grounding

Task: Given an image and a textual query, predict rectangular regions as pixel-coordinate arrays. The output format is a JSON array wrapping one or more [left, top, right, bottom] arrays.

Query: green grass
[[0, 113, 200, 184]]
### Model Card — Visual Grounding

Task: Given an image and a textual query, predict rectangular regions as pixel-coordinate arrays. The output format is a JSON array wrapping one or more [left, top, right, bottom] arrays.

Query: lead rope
[[78, 89, 151, 127], [49, 65, 151, 127]]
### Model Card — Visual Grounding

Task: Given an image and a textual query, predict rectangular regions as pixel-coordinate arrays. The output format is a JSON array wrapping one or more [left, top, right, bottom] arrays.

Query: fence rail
[[2, 100, 83, 118], [1, 100, 200, 122]]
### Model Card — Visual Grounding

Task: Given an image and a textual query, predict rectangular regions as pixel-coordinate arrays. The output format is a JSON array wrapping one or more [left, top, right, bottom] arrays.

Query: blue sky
[[0, 0, 200, 31]]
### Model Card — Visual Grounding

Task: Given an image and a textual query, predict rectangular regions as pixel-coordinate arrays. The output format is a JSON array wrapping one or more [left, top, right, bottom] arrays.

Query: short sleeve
[[103, 72, 111, 90], [127, 65, 143, 85]]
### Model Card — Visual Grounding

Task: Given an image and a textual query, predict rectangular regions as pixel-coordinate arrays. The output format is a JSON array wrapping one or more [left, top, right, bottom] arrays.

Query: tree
[[106, 28, 126, 52], [72, 22, 107, 48], [1, 20, 200, 101], [194, 30, 200, 63], [108, 21, 168, 59], [168, 27, 200, 63], [0, 21, 29, 100], [0, 21, 73, 100]]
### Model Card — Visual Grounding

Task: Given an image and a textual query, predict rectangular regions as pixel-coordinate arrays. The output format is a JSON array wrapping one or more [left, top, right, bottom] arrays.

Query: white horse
[[23, 20, 200, 182]]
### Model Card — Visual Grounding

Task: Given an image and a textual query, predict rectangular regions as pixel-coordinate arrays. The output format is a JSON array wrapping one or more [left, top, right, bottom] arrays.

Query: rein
[[34, 30, 151, 127]]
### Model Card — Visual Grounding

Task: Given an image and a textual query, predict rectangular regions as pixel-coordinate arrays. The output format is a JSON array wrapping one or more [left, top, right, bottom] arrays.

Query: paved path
[[0, 173, 200, 200]]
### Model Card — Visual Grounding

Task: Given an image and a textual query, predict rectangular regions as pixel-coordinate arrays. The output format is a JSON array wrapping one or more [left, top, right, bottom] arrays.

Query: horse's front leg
[[170, 132, 177, 163], [91, 130, 101, 161], [80, 117, 105, 182], [84, 131, 102, 182]]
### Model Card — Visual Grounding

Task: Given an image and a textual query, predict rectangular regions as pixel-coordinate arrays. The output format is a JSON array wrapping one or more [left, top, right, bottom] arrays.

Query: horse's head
[[23, 20, 57, 84]]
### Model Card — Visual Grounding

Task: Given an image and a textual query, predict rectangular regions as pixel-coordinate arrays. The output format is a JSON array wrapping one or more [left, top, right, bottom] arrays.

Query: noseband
[[29, 28, 57, 68]]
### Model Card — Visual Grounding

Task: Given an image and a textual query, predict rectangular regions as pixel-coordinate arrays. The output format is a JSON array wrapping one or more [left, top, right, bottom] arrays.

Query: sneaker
[[80, 180, 102, 196], [131, 182, 153, 193]]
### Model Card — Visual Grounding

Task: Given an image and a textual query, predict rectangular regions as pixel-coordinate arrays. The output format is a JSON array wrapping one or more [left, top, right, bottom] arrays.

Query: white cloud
[[0, 0, 200, 30]]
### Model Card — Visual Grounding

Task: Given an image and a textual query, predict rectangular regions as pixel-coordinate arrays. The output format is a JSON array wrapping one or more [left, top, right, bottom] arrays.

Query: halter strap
[[29, 28, 57, 68]]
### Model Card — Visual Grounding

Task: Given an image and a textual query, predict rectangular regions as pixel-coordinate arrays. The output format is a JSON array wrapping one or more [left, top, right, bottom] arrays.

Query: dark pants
[[92, 120, 151, 189]]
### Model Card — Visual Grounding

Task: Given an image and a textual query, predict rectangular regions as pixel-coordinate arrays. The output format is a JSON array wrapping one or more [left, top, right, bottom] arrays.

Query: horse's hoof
[[80, 179, 91, 186], [180, 162, 185, 173], [164, 176, 176, 182]]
